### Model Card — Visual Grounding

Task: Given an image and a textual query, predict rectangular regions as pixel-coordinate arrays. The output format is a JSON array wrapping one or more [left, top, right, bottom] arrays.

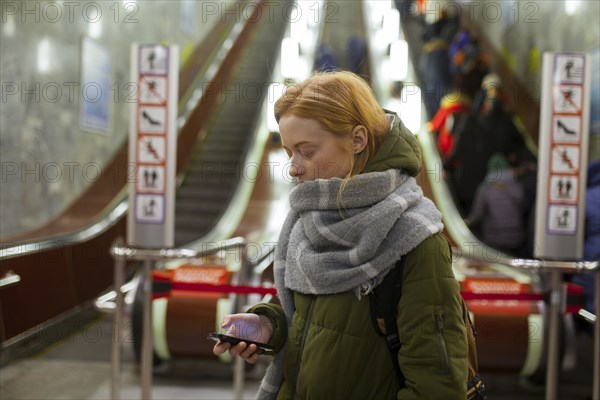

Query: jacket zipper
[[435, 313, 450, 374], [290, 296, 316, 399]]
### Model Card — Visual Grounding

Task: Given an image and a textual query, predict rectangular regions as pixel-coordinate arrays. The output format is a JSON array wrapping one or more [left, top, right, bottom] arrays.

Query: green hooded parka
[[250, 113, 468, 399]]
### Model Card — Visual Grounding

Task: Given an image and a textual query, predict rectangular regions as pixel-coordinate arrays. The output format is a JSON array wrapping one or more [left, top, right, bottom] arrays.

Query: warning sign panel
[[136, 165, 165, 193], [549, 175, 578, 204], [139, 45, 168, 75], [135, 194, 165, 224], [550, 145, 579, 174], [139, 106, 166, 134], [554, 54, 585, 84], [547, 205, 577, 235], [534, 52, 590, 259], [552, 115, 581, 143], [137, 135, 166, 165], [553, 85, 583, 114], [128, 43, 178, 248], [139, 76, 167, 105]]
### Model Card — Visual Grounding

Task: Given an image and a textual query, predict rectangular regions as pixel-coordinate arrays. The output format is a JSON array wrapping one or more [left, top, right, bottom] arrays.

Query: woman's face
[[279, 114, 353, 183]]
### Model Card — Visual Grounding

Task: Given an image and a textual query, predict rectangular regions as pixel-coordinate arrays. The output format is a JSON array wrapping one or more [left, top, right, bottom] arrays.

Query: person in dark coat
[[465, 153, 526, 255], [571, 160, 600, 316], [314, 44, 338, 72], [515, 148, 538, 258], [473, 73, 529, 161], [442, 111, 493, 215], [346, 36, 366, 75], [419, 10, 456, 119]]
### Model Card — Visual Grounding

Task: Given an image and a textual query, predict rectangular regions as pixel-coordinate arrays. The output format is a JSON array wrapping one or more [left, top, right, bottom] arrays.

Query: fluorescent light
[[281, 37, 300, 79], [389, 40, 408, 81], [399, 85, 422, 134], [88, 21, 102, 38], [267, 83, 285, 132], [369, 0, 393, 27], [290, 6, 308, 41], [3, 14, 15, 37], [381, 8, 399, 43], [565, 0, 581, 15], [37, 38, 52, 73]]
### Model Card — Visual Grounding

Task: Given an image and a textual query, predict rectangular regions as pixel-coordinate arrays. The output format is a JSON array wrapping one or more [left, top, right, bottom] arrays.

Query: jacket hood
[[362, 111, 422, 176]]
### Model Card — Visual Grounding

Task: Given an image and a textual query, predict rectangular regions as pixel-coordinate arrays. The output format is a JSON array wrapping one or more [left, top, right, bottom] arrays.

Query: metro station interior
[[1, 1, 599, 399]]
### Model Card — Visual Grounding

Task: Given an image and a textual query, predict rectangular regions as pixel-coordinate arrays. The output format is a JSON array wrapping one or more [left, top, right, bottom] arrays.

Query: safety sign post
[[534, 52, 591, 259], [127, 44, 178, 249]]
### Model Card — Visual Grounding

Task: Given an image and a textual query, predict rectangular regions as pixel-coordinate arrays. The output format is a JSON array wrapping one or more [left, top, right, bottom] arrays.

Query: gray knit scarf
[[256, 169, 443, 399]]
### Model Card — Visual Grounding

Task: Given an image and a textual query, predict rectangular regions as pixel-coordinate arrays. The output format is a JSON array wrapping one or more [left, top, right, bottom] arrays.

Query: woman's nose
[[289, 160, 303, 178]]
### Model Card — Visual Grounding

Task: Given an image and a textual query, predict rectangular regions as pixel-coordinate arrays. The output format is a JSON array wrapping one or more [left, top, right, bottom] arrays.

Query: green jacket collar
[[362, 111, 422, 177]]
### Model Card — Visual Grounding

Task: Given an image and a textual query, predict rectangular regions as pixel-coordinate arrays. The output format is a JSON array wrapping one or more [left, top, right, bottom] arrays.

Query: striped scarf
[[256, 169, 443, 399]]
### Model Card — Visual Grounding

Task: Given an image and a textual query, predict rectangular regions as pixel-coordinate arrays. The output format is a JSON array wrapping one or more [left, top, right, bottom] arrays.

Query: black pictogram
[[556, 208, 570, 227], [562, 59, 583, 81], [556, 178, 573, 198], [143, 199, 156, 216], [564, 60, 574, 79], [557, 119, 576, 135], [142, 110, 161, 126], [147, 51, 156, 70], [144, 169, 158, 187]]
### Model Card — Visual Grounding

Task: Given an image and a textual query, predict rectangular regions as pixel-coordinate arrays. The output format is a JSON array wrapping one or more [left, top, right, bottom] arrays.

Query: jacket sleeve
[[247, 303, 288, 354], [396, 233, 468, 400]]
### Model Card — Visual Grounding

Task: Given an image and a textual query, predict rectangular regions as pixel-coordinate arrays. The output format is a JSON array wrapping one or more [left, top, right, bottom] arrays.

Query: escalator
[[174, 0, 289, 246], [318, 1, 366, 72]]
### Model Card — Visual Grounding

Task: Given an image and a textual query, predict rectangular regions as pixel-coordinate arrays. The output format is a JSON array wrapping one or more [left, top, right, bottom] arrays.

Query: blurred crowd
[[409, 1, 598, 318], [414, 5, 538, 258]]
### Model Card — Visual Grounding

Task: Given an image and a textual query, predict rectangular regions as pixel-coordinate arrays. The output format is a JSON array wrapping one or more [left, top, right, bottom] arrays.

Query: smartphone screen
[[207, 332, 275, 353]]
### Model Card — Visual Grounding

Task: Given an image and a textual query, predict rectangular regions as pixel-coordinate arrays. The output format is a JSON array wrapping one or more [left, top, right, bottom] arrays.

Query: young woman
[[213, 71, 468, 399]]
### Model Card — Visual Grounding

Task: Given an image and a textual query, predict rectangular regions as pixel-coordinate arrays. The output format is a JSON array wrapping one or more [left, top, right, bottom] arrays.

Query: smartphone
[[207, 332, 275, 353]]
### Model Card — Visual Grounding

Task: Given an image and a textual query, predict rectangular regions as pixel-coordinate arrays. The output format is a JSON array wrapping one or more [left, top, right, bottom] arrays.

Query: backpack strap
[[369, 259, 406, 388]]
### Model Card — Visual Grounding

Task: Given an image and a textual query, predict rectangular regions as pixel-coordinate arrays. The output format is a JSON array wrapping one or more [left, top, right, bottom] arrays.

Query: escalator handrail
[[455, 252, 599, 273], [111, 236, 247, 261]]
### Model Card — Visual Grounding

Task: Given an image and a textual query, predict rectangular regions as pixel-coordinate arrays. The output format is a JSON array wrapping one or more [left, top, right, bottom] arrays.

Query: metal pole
[[111, 245, 125, 400], [593, 271, 599, 400], [233, 247, 248, 400], [545, 270, 562, 400], [141, 258, 153, 400], [233, 357, 245, 400]]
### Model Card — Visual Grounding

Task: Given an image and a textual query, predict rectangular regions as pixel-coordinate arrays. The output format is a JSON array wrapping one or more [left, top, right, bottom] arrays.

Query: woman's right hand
[[212, 313, 273, 364]]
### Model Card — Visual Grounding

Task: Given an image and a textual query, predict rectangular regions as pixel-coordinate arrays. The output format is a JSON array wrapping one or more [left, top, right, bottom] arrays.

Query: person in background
[[473, 72, 528, 162], [427, 88, 472, 159], [465, 153, 526, 256], [571, 160, 600, 318], [314, 44, 338, 72], [419, 9, 455, 119], [515, 148, 538, 258], [212, 71, 468, 400], [346, 36, 367, 75]]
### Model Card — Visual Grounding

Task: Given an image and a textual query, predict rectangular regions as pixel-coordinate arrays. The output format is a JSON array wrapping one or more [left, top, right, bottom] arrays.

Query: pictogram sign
[[136, 194, 165, 224], [139, 45, 168, 75], [534, 52, 591, 259], [552, 115, 581, 143], [137, 166, 166, 193], [128, 44, 179, 248], [139, 76, 168, 105]]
